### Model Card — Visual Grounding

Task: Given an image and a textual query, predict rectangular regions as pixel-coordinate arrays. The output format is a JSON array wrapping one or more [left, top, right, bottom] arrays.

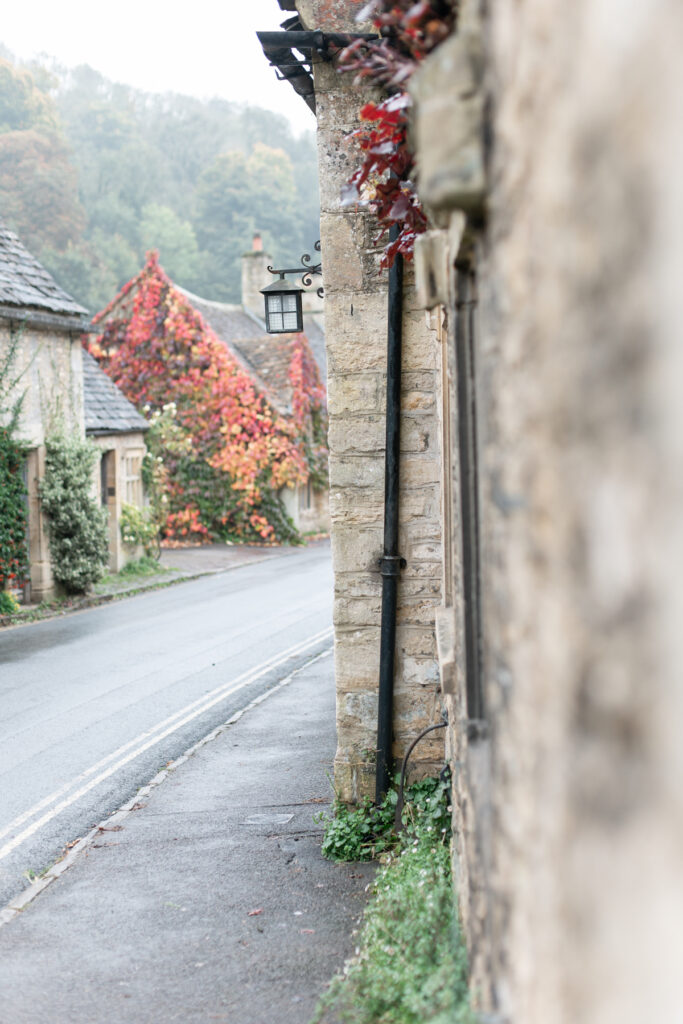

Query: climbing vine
[[0, 329, 29, 591], [88, 253, 327, 544], [338, 0, 458, 267]]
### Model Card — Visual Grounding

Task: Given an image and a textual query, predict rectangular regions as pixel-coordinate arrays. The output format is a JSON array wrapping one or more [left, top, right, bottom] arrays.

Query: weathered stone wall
[[0, 323, 84, 446], [0, 324, 85, 600], [299, 0, 447, 801], [413, 0, 683, 1021]]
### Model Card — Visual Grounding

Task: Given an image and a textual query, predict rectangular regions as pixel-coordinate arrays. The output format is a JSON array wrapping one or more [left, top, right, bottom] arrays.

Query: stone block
[[320, 213, 364, 291], [329, 487, 384, 525], [317, 128, 365, 214], [414, 230, 451, 309], [398, 626, 439, 658], [400, 455, 441, 488], [329, 454, 385, 489], [397, 597, 440, 627], [335, 575, 382, 600], [410, 32, 486, 215], [327, 372, 383, 415], [396, 654, 441, 688], [398, 486, 441, 520], [402, 370, 436, 393], [331, 525, 384, 574], [334, 594, 382, 627], [402, 310, 440, 370], [403, 539, 443, 563], [402, 389, 435, 412], [334, 630, 380, 689], [399, 417, 431, 454], [328, 414, 386, 455], [325, 293, 388, 373], [399, 577, 442, 600]]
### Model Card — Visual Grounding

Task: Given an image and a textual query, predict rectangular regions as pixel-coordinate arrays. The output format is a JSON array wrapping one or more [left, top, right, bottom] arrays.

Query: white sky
[[1, 0, 316, 135]]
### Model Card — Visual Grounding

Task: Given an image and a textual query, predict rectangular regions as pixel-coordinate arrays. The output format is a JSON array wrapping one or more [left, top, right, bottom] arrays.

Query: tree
[[138, 204, 200, 290], [0, 129, 85, 253]]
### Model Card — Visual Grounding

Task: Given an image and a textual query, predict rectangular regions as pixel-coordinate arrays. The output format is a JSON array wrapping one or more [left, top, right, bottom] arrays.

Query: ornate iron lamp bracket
[[267, 240, 324, 298]]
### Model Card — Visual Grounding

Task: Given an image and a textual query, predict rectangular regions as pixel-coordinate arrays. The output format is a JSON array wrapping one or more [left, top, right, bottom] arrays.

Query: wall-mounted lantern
[[260, 241, 322, 335], [261, 275, 304, 334]]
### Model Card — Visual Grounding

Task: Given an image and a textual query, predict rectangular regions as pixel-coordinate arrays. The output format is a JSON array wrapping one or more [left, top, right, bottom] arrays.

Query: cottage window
[[123, 450, 144, 506]]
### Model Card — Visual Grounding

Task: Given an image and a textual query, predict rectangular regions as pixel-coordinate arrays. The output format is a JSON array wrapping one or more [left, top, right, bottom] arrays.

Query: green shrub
[[318, 775, 451, 862], [0, 426, 29, 589], [0, 329, 29, 590], [119, 502, 160, 558], [40, 434, 109, 593], [0, 590, 20, 614], [313, 776, 472, 1024], [118, 555, 164, 578]]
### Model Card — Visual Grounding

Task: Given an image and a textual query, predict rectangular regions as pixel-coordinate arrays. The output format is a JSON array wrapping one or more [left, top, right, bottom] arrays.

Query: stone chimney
[[241, 233, 271, 318]]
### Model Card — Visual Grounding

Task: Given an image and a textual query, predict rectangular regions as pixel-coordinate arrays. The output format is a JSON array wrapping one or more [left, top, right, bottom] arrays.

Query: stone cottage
[[82, 350, 149, 571], [183, 238, 328, 535], [93, 247, 329, 538], [0, 226, 87, 601], [263, 1, 683, 1023]]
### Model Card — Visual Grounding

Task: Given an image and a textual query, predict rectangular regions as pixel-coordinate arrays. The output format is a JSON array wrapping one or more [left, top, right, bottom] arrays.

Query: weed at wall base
[[313, 777, 473, 1024]]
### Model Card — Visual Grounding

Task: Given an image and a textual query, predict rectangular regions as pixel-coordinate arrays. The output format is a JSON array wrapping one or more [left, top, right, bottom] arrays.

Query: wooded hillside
[[0, 50, 320, 312]]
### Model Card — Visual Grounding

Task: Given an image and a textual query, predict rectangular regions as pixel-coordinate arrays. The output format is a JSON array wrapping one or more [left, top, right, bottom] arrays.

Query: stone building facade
[[0, 226, 148, 598], [277, 0, 448, 800], [0, 227, 89, 601], [268, 0, 683, 1020], [409, 1, 683, 1022]]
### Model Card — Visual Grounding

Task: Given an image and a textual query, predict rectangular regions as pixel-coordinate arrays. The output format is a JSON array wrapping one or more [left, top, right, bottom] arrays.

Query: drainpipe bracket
[[378, 555, 406, 578]]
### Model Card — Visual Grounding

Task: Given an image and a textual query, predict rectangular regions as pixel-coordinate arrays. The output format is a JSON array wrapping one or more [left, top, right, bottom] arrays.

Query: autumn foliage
[[87, 253, 327, 544], [339, 0, 457, 266]]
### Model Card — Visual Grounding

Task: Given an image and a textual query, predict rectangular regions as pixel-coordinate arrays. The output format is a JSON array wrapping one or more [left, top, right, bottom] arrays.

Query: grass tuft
[[312, 776, 473, 1024]]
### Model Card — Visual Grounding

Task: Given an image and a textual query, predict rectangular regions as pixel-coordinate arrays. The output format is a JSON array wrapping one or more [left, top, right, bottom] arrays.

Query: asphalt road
[[0, 543, 332, 910]]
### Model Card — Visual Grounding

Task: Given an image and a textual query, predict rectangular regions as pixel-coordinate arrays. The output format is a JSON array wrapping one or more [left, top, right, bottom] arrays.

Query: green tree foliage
[[0, 59, 85, 257], [39, 434, 109, 593], [138, 204, 200, 289], [0, 51, 320, 310]]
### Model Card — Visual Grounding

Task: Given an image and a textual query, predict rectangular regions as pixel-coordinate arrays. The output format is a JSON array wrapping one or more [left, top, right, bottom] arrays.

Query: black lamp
[[261, 242, 323, 335], [261, 274, 304, 334]]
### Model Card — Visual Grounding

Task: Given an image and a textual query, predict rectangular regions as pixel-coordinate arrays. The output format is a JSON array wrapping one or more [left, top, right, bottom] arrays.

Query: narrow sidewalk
[[0, 650, 372, 1024]]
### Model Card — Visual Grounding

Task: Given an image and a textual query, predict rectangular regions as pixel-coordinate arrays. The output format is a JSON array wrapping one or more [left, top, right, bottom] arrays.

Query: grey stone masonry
[[305, 4, 446, 802]]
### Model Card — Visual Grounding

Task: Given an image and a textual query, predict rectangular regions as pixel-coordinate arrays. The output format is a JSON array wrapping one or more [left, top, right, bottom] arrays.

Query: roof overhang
[[0, 306, 93, 334], [256, 28, 378, 115]]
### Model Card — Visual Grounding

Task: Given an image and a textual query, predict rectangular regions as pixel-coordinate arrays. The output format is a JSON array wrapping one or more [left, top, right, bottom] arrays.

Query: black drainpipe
[[375, 224, 405, 803]]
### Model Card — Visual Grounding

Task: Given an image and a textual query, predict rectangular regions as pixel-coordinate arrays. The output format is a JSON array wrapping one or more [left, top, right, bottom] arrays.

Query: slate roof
[[82, 349, 148, 435], [180, 288, 312, 415], [0, 226, 90, 326]]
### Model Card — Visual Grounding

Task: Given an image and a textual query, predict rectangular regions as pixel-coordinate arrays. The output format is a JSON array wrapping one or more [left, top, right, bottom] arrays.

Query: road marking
[[0, 628, 332, 863]]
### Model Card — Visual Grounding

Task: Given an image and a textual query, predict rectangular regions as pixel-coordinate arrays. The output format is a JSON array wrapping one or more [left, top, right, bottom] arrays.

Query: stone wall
[[412, 0, 683, 1021], [298, 0, 447, 801], [0, 323, 85, 600]]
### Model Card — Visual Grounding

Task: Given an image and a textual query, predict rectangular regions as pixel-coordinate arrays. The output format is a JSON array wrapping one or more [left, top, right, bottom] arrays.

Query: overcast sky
[[1, 0, 316, 134]]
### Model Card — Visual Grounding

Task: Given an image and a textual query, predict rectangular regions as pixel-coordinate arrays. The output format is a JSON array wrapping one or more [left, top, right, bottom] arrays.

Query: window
[[123, 449, 144, 506]]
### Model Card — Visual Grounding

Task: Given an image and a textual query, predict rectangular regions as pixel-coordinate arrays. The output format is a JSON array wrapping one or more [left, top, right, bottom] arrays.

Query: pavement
[[0, 644, 374, 1023]]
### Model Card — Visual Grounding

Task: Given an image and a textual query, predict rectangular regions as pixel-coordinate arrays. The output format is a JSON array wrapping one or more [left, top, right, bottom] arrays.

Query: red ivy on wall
[[338, 0, 457, 267], [88, 253, 327, 544]]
